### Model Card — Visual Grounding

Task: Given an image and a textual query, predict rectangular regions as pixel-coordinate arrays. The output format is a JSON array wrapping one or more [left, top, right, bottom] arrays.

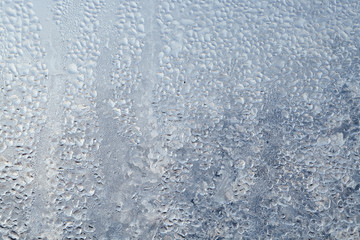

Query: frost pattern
[[0, 0, 360, 239]]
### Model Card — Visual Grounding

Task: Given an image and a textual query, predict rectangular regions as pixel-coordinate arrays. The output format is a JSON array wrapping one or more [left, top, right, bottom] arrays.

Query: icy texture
[[0, 0, 360, 239]]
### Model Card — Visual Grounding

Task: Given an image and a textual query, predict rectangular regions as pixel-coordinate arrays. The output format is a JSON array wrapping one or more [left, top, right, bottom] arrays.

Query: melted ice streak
[[0, 0, 359, 239]]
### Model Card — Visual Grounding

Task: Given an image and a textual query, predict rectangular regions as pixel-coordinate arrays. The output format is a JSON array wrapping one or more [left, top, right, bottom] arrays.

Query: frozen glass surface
[[0, 0, 359, 239]]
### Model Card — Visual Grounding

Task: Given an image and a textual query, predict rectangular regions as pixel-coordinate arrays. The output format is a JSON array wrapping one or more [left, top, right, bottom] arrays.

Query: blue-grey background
[[0, 0, 359, 239]]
